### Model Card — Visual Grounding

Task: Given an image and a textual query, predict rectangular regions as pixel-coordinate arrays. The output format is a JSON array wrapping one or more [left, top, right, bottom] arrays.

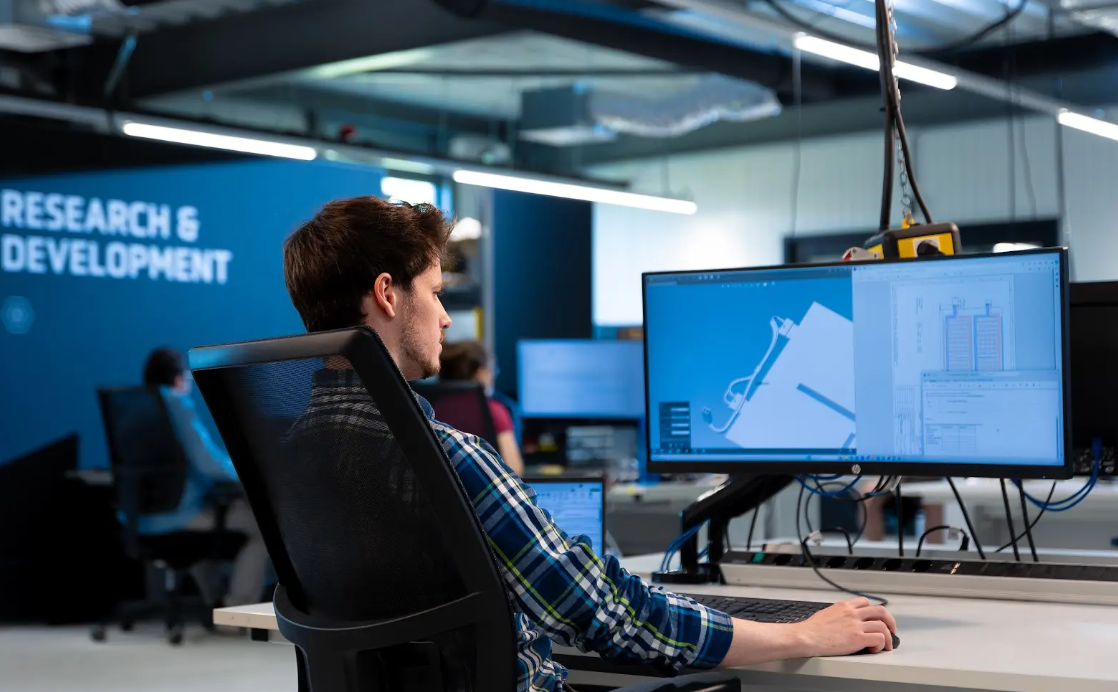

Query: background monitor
[[1069, 281, 1118, 475], [518, 340, 644, 419], [643, 248, 1071, 479], [524, 477, 606, 555]]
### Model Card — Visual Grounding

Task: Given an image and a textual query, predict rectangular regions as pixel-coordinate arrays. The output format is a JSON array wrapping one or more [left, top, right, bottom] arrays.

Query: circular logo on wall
[[2, 296, 34, 335]]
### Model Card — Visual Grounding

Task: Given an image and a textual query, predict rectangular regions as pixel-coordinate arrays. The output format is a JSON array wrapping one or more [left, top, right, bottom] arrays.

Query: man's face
[[399, 263, 452, 380]]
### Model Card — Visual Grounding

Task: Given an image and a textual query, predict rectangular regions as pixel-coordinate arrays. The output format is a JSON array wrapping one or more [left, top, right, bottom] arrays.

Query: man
[[282, 197, 896, 691], [142, 348, 269, 607]]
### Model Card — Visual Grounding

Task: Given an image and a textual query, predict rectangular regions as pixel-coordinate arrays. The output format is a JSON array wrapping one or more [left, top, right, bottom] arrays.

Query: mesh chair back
[[97, 387, 189, 544], [411, 382, 499, 448], [189, 328, 516, 692]]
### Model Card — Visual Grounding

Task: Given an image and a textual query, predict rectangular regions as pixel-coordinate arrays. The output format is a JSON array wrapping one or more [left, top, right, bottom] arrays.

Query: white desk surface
[[216, 552, 1118, 692]]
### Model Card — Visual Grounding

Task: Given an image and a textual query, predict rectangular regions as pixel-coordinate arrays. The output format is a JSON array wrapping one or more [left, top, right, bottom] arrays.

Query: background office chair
[[190, 327, 739, 692], [94, 387, 245, 645], [411, 381, 499, 448]]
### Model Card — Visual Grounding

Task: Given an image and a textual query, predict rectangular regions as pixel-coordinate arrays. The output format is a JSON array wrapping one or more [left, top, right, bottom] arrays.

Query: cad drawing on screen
[[702, 301, 856, 452]]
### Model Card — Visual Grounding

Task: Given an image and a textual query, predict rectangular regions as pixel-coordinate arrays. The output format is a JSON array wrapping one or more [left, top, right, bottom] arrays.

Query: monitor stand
[[653, 474, 795, 585]]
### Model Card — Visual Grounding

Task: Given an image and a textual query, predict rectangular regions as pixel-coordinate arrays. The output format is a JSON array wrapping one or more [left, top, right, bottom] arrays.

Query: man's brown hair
[[440, 340, 490, 382], [283, 196, 452, 333]]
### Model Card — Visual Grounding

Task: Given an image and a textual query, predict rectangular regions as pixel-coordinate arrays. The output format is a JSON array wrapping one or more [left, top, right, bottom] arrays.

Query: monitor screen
[[643, 249, 1070, 478], [518, 340, 645, 419], [526, 479, 606, 554], [1070, 282, 1118, 448]]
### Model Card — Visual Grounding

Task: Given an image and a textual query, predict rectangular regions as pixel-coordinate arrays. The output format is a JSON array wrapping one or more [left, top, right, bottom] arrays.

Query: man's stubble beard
[[400, 301, 440, 380]]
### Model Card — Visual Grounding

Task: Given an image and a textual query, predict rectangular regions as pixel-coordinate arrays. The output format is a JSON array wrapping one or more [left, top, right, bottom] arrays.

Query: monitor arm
[[653, 474, 795, 585]]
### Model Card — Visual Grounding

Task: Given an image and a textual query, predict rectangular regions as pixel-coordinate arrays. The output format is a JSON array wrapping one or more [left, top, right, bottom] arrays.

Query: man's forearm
[[717, 619, 812, 667]]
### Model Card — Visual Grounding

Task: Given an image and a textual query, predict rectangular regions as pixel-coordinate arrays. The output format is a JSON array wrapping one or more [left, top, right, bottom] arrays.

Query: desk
[[215, 553, 1118, 692], [904, 479, 1118, 551]]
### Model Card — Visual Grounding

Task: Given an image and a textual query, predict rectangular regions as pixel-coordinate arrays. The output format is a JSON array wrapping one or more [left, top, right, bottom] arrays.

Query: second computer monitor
[[643, 248, 1071, 479], [518, 340, 644, 419]]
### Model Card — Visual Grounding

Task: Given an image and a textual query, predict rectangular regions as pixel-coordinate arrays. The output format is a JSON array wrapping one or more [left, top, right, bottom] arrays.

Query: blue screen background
[[645, 274, 853, 450]]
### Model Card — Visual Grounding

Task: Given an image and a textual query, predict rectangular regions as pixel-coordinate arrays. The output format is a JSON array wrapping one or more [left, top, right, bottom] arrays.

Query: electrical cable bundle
[[873, 0, 932, 231], [796, 482, 889, 605], [660, 523, 706, 572]]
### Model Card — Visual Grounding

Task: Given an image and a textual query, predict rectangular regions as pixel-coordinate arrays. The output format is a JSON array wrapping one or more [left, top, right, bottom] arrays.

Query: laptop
[[525, 477, 606, 556]]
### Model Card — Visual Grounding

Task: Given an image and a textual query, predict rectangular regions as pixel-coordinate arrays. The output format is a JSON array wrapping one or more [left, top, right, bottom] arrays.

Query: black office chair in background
[[189, 327, 739, 692], [411, 381, 499, 448], [94, 387, 245, 645]]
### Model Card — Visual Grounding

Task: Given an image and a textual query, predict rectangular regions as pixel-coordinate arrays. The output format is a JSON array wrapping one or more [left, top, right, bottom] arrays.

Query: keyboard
[[681, 594, 831, 624]]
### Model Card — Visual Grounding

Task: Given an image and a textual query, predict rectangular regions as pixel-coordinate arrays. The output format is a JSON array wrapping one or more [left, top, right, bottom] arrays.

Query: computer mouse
[[852, 633, 900, 655]]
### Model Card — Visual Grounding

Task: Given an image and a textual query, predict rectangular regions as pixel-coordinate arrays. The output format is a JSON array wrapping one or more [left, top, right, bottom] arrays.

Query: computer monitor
[[1069, 281, 1118, 475], [518, 340, 644, 419], [643, 248, 1071, 479], [525, 477, 606, 555]]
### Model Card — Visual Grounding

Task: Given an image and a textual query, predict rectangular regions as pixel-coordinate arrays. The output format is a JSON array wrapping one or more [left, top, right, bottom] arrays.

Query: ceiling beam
[[66, 0, 508, 100], [433, 0, 882, 103]]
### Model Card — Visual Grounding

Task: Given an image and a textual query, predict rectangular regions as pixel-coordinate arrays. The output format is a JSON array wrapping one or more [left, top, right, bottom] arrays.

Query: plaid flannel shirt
[[306, 369, 733, 691]]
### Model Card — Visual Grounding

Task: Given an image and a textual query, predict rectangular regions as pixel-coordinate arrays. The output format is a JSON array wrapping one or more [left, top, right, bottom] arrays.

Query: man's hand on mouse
[[794, 597, 898, 656]]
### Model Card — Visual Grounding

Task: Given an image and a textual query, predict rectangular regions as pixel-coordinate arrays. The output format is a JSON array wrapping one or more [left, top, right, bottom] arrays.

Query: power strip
[[1073, 445, 1117, 476], [720, 550, 1118, 606]]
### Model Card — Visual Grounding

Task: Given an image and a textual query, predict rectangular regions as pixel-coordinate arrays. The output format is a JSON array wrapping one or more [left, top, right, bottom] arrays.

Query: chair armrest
[[615, 672, 741, 692], [273, 584, 488, 653]]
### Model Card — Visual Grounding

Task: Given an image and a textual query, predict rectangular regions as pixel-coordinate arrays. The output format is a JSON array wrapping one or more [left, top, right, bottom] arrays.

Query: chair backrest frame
[[189, 327, 516, 692], [96, 386, 190, 551]]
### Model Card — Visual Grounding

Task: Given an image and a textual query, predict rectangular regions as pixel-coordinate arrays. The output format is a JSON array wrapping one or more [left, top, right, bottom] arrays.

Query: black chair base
[[91, 565, 212, 646]]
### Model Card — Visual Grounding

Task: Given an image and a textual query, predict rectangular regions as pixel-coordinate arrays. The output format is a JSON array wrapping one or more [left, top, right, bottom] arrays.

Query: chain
[[886, 0, 914, 226]]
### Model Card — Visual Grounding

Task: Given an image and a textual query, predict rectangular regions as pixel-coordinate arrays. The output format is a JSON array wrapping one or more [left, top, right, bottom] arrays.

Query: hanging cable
[[761, 0, 1027, 56], [946, 477, 987, 559], [746, 507, 760, 551], [797, 484, 888, 605], [1016, 483, 1039, 562], [997, 482, 1055, 553], [916, 526, 970, 557], [999, 479, 1021, 562], [895, 483, 905, 557]]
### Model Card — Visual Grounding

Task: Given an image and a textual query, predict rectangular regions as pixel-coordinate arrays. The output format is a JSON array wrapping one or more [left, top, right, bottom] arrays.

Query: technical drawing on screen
[[642, 249, 1070, 477]]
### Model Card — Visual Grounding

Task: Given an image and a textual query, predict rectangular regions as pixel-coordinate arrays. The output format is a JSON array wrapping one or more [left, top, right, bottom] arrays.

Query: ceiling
[[2, 0, 1118, 176]]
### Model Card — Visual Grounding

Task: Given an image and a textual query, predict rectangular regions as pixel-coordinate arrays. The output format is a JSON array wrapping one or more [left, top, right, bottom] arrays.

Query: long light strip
[[121, 122, 318, 160], [453, 169, 697, 214], [793, 35, 958, 91], [1058, 111, 1118, 142]]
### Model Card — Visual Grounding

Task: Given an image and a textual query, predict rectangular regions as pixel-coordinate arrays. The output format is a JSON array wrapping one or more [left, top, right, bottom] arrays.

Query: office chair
[[190, 327, 739, 692], [411, 381, 499, 448], [94, 387, 245, 645]]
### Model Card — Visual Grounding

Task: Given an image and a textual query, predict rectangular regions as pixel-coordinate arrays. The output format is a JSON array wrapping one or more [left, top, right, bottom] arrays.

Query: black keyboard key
[[682, 594, 831, 624]]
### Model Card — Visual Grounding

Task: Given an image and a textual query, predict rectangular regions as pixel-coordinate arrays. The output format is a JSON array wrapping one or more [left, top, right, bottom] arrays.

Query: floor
[[0, 625, 296, 692]]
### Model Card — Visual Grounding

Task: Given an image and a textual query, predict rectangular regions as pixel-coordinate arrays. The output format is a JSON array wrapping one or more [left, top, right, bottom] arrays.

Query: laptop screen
[[526, 479, 605, 555]]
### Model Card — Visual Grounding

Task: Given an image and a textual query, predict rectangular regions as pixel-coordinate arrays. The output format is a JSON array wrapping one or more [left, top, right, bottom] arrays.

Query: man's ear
[[370, 272, 398, 319]]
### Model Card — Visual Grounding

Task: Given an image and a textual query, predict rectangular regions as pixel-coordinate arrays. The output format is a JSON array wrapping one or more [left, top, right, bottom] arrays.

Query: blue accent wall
[[0, 158, 384, 468], [491, 190, 593, 396]]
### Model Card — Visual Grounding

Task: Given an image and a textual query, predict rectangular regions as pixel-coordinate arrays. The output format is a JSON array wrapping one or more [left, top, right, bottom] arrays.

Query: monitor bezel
[[522, 475, 607, 554], [516, 338, 645, 420], [641, 247, 1073, 480]]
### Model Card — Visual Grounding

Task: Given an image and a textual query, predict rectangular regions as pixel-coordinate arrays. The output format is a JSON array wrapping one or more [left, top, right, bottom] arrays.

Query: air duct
[[519, 76, 781, 147]]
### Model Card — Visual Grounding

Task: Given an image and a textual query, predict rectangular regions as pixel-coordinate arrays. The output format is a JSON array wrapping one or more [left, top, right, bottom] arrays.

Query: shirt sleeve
[[487, 399, 514, 435], [435, 424, 733, 673]]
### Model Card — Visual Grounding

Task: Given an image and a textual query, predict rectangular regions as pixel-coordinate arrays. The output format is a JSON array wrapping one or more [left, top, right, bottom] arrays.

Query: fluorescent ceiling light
[[121, 122, 317, 160], [453, 170, 697, 215], [793, 35, 958, 91], [1058, 111, 1118, 142], [381, 176, 438, 206]]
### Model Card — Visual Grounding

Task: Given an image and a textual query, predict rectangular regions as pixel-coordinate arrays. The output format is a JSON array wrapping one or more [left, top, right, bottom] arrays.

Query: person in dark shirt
[[142, 348, 269, 606], [439, 340, 524, 476]]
